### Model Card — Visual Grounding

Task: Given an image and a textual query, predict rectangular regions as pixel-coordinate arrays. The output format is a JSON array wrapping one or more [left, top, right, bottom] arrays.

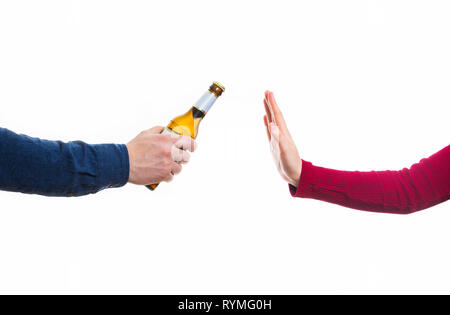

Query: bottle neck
[[194, 90, 218, 114]]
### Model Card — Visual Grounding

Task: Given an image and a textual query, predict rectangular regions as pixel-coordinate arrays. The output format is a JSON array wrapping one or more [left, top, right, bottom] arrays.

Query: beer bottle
[[147, 81, 225, 190]]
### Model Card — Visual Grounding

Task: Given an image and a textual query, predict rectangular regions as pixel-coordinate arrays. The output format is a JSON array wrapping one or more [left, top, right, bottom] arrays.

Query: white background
[[0, 0, 449, 294]]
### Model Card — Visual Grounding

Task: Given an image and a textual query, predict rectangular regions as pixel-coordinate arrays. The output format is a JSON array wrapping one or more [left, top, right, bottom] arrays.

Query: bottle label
[[194, 91, 217, 113]]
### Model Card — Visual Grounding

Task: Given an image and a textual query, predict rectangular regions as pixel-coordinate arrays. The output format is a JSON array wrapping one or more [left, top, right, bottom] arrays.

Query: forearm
[[0, 128, 129, 197], [290, 146, 450, 214]]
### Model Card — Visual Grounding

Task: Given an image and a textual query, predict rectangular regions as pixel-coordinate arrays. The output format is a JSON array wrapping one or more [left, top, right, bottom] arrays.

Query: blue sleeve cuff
[[92, 143, 130, 190]]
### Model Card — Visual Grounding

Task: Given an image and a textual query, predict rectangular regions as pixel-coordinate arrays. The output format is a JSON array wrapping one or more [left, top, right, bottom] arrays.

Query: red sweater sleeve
[[289, 145, 450, 214]]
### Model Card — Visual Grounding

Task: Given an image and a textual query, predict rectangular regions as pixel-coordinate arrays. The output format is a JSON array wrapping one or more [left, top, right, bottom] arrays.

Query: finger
[[180, 150, 191, 164], [264, 99, 274, 125], [265, 90, 271, 102], [264, 93, 275, 124], [171, 162, 182, 175], [171, 147, 191, 163], [267, 91, 288, 131], [263, 93, 273, 123], [263, 115, 271, 141], [147, 126, 165, 134], [174, 135, 197, 152]]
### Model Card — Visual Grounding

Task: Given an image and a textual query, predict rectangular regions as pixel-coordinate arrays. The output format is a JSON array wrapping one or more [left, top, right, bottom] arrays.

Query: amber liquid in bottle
[[147, 81, 225, 191]]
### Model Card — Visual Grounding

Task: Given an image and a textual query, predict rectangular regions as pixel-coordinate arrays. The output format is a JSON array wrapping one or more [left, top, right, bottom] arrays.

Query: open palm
[[263, 91, 302, 187]]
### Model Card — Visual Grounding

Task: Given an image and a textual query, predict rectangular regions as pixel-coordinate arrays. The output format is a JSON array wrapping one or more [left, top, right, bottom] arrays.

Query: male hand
[[263, 91, 302, 187], [126, 126, 196, 185]]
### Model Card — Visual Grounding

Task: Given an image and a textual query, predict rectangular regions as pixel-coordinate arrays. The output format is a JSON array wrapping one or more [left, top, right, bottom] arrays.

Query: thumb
[[269, 123, 280, 142], [269, 123, 281, 156], [147, 126, 165, 134]]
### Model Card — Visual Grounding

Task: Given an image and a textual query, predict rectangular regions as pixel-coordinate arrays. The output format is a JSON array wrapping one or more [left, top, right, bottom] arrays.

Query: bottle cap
[[213, 81, 225, 92]]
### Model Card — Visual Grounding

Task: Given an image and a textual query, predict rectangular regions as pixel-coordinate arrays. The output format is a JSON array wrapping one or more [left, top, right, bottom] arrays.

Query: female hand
[[263, 91, 302, 187]]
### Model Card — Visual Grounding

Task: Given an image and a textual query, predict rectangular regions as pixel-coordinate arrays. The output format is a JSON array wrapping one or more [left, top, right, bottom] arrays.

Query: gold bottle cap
[[212, 81, 225, 92]]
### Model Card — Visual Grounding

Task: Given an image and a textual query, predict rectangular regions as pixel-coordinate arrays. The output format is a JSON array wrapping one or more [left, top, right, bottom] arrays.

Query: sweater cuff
[[289, 160, 315, 198], [92, 143, 130, 190]]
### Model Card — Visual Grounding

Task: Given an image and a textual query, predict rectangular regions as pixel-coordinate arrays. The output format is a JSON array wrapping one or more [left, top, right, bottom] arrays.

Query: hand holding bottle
[[126, 126, 196, 186], [263, 91, 302, 187]]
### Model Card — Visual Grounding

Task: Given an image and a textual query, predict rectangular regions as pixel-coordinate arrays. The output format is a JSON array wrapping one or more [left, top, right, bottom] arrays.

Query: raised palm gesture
[[263, 91, 302, 187]]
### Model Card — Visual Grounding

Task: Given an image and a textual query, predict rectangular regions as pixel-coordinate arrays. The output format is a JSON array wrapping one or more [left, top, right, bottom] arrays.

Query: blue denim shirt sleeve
[[0, 128, 129, 197]]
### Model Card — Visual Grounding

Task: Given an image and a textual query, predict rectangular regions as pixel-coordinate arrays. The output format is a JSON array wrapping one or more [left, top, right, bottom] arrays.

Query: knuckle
[[160, 135, 172, 143], [162, 145, 172, 157]]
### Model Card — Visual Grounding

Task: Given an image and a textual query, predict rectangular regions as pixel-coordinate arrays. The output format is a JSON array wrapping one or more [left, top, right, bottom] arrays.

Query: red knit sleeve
[[289, 145, 450, 214]]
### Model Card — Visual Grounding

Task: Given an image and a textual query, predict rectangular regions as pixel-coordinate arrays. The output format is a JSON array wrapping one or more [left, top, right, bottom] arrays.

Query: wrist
[[125, 143, 134, 184], [289, 160, 302, 187]]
